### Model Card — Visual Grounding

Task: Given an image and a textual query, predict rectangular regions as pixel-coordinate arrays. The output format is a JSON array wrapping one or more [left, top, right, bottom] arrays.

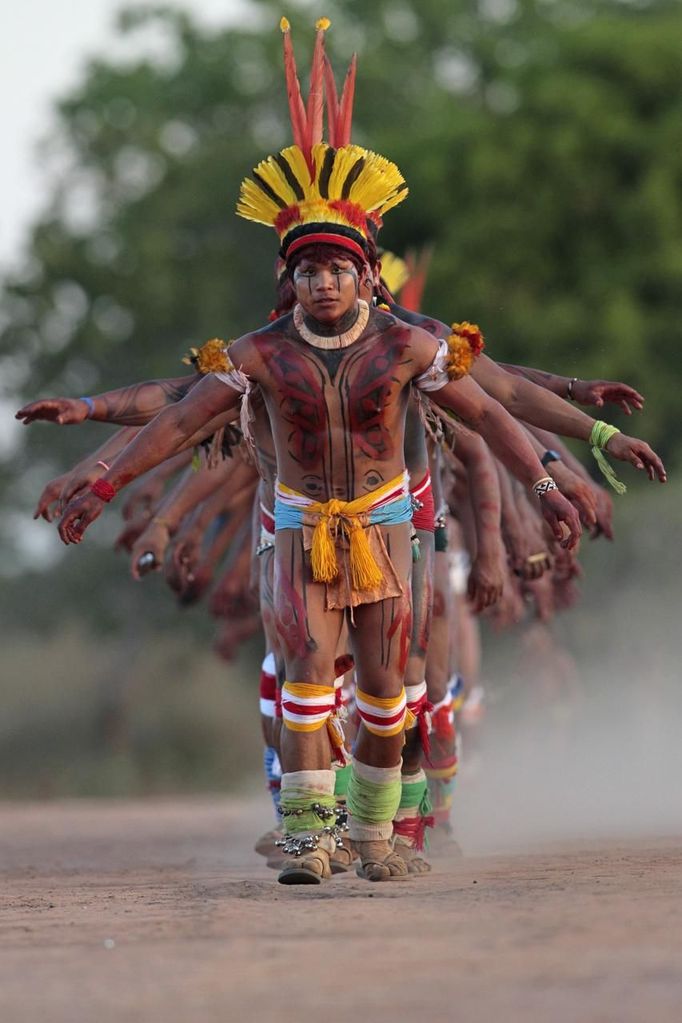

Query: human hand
[[605, 433, 667, 482], [121, 476, 165, 522], [168, 530, 202, 590], [34, 473, 70, 521], [523, 572, 555, 623], [467, 548, 505, 613], [537, 489, 581, 550], [59, 463, 107, 508], [58, 491, 106, 544], [16, 397, 90, 426], [572, 379, 644, 415], [547, 462, 597, 528], [488, 570, 525, 631], [129, 519, 171, 579], [590, 485, 614, 540], [503, 510, 551, 581]]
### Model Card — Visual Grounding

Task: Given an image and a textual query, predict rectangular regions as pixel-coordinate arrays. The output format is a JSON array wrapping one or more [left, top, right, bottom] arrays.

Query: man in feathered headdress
[[53, 19, 589, 883]]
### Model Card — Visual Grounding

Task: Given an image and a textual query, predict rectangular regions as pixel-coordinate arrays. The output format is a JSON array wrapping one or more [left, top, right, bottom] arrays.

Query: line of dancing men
[[16, 20, 665, 884]]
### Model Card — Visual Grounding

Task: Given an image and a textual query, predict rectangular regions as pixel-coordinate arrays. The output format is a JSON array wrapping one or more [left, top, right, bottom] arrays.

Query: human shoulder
[[389, 302, 449, 340], [365, 306, 438, 373], [228, 316, 293, 379]]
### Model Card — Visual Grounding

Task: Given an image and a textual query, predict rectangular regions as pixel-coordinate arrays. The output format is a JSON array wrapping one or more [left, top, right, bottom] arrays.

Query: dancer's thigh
[[426, 550, 453, 704], [406, 528, 435, 685], [350, 523, 413, 698], [273, 529, 343, 682]]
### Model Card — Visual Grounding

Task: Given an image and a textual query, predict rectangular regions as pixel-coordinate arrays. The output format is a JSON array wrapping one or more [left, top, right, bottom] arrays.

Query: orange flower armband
[[182, 338, 234, 376], [445, 321, 485, 381]]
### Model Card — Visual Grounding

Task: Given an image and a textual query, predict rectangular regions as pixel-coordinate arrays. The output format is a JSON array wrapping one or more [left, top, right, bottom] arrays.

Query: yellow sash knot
[[309, 494, 383, 591]]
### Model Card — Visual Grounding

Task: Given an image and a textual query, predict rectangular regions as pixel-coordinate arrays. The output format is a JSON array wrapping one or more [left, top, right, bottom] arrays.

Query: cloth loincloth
[[274, 472, 412, 610]]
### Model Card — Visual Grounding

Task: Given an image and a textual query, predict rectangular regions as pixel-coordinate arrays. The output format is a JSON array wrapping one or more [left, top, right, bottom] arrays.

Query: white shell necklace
[[293, 300, 370, 350]]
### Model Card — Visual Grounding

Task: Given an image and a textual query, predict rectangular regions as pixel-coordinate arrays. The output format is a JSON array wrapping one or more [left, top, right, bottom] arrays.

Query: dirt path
[[1, 797, 681, 1022]]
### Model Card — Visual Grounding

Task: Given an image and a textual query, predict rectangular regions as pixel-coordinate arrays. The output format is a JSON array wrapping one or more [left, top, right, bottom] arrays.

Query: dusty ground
[[1, 797, 681, 1023]]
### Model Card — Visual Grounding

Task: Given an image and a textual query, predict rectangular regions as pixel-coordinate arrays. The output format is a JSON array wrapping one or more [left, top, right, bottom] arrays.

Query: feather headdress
[[236, 19, 408, 261]]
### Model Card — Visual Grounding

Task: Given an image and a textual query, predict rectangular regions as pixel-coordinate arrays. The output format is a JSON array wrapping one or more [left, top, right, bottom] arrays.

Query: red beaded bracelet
[[90, 478, 117, 503]]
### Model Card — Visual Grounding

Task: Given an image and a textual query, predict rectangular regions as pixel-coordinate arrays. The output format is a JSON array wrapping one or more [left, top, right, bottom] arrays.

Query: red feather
[[323, 54, 341, 147], [307, 26, 326, 150], [282, 27, 309, 164], [399, 247, 433, 313], [337, 54, 357, 148]]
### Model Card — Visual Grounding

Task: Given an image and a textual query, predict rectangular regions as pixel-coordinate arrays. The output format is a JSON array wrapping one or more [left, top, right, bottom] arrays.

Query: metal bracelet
[[567, 377, 578, 400]]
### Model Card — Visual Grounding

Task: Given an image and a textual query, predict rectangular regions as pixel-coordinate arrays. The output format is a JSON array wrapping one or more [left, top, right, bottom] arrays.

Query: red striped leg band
[[425, 754, 458, 781], [404, 681, 433, 758], [430, 691, 456, 742], [355, 687, 413, 738], [281, 682, 336, 733], [259, 653, 277, 717]]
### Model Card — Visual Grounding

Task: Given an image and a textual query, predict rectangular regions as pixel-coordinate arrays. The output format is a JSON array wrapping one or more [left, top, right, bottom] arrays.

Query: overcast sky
[[1, 0, 254, 273]]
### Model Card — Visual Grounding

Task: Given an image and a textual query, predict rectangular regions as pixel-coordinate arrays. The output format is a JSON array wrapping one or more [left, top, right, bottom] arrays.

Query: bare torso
[[234, 308, 435, 502]]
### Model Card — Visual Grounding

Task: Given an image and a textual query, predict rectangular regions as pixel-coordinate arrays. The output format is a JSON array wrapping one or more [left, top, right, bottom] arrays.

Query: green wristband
[[589, 421, 627, 495]]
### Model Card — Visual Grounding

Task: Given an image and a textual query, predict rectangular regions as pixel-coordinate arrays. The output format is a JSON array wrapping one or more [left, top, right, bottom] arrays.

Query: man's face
[[292, 252, 365, 323]]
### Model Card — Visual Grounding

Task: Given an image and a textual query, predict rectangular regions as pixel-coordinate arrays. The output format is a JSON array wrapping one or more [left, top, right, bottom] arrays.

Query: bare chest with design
[[255, 326, 414, 498]]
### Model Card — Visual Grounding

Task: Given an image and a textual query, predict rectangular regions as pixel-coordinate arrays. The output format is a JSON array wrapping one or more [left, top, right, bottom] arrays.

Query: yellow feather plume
[[379, 251, 409, 294]]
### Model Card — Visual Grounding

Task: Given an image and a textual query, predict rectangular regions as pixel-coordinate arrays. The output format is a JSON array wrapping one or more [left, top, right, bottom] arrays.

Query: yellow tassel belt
[[274, 473, 412, 591]]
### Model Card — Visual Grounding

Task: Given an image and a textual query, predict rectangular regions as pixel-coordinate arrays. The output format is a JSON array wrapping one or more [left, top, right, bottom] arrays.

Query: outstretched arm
[[525, 425, 613, 539], [58, 373, 243, 545], [393, 304, 663, 480], [450, 424, 505, 612], [498, 363, 645, 414], [16, 375, 199, 427], [33, 427, 140, 521], [471, 354, 665, 481], [425, 369, 581, 548]]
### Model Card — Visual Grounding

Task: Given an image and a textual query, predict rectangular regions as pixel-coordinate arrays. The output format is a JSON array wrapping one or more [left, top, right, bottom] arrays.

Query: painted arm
[[165, 472, 257, 597], [16, 375, 199, 427], [520, 423, 597, 527], [167, 460, 258, 585], [498, 363, 645, 414], [57, 372, 245, 545], [128, 459, 235, 578], [120, 450, 194, 522], [450, 424, 505, 612], [425, 369, 581, 548], [526, 425, 613, 539], [393, 304, 662, 478], [471, 354, 665, 481], [33, 426, 140, 522]]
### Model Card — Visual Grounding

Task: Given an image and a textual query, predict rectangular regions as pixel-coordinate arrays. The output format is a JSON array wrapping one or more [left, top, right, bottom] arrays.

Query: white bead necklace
[[293, 300, 370, 350]]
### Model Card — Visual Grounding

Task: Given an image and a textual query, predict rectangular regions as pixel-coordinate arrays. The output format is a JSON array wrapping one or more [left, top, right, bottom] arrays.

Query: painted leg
[[348, 523, 415, 880], [272, 529, 346, 885]]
